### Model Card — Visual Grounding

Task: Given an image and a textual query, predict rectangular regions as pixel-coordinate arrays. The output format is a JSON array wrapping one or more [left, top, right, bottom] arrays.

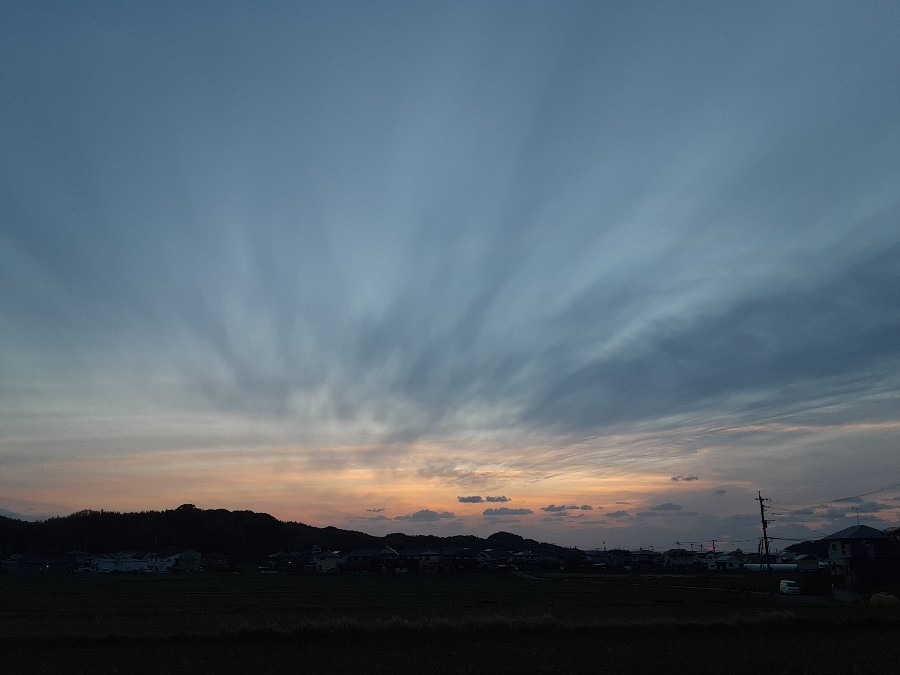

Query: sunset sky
[[2, 1, 899, 551]]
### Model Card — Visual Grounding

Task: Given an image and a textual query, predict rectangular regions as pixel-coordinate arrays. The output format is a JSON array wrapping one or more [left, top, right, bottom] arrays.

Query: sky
[[2, 1, 899, 551]]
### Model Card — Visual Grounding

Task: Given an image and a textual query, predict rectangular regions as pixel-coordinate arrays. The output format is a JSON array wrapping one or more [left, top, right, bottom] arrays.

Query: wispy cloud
[[417, 462, 503, 488]]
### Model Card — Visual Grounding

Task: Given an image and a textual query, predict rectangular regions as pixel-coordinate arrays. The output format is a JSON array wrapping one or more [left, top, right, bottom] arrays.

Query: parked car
[[779, 580, 800, 595]]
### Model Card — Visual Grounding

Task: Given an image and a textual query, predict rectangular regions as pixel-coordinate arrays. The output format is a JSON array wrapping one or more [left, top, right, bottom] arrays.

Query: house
[[510, 549, 563, 572], [714, 554, 745, 572], [884, 525, 900, 544], [344, 546, 402, 574], [793, 554, 822, 573], [202, 552, 231, 573], [822, 524, 900, 591], [478, 548, 513, 571], [264, 550, 304, 574], [263, 548, 341, 574], [1, 552, 71, 573], [65, 550, 91, 570], [146, 549, 201, 573], [1, 553, 24, 573], [663, 548, 696, 570], [740, 551, 778, 568], [604, 549, 632, 570], [400, 548, 441, 574], [92, 551, 151, 573], [310, 550, 341, 575], [439, 547, 479, 573], [581, 549, 611, 570], [629, 549, 662, 570], [89, 549, 202, 574]]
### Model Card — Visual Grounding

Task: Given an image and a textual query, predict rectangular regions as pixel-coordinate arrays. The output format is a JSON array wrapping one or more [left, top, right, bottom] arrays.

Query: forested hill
[[0, 505, 572, 562]]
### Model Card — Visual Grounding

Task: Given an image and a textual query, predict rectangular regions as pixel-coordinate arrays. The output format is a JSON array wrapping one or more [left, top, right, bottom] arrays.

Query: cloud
[[649, 502, 683, 511], [521, 245, 900, 436], [581, 519, 607, 526], [541, 504, 570, 512], [841, 500, 893, 513], [637, 502, 691, 517], [3, 1, 900, 553], [366, 507, 385, 512], [713, 490, 727, 497], [395, 509, 456, 522], [636, 508, 697, 518], [483, 507, 533, 517], [456, 495, 513, 505], [607, 511, 630, 518], [417, 462, 501, 488], [541, 504, 594, 513], [351, 514, 389, 522]]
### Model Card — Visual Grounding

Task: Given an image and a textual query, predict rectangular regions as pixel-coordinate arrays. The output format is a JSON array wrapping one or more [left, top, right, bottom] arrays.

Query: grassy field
[[2, 572, 898, 673]]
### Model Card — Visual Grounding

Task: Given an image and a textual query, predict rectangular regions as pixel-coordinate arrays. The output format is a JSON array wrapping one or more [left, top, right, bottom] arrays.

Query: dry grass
[[3, 573, 899, 673]]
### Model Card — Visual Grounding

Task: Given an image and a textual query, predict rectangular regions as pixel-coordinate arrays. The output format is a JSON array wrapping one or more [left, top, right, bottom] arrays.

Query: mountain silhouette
[[0, 505, 573, 563]]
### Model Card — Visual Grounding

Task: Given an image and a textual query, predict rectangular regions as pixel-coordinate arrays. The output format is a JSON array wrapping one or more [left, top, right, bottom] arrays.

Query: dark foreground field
[[2, 572, 898, 673]]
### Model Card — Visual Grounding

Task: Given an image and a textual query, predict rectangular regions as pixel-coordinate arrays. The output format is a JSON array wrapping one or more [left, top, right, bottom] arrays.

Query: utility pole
[[756, 491, 772, 583]]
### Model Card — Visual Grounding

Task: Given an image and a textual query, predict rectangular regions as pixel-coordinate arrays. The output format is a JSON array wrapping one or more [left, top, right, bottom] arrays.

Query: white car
[[779, 580, 800, 595]]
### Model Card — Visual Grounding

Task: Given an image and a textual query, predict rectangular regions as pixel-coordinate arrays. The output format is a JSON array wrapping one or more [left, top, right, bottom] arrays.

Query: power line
[[768, 478, 900, 514], [767, 512, 827, 538], [830, 481, 900, 503]]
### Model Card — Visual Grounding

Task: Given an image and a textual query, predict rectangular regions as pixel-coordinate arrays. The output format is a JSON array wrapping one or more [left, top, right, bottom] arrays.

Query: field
[[2, 572, 898, 673]]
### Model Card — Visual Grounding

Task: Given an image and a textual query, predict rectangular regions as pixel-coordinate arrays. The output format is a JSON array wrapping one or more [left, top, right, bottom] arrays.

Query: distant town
[[2, 505, 898, 594]]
